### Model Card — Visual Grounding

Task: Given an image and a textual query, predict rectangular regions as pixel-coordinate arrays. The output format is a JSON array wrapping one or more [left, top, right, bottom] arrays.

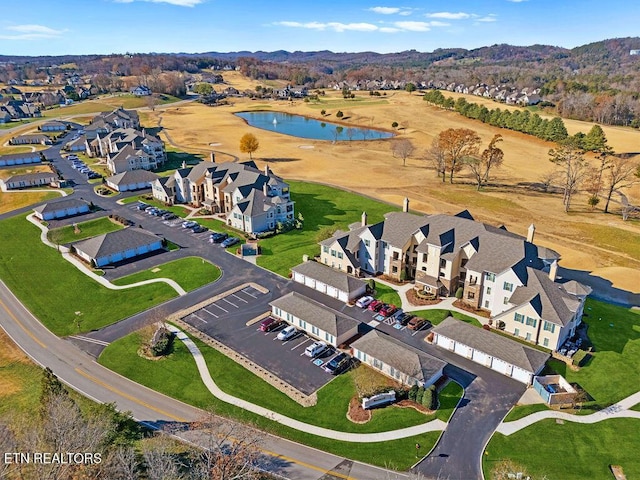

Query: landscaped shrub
[[422, 388, 433, 409], [415, 386, 425, 404], [455, 287, 464, 299], [572, 349, 590, 367], [482, 324, 491, 331], [428, 385, 438, 410], [150, 326, 174, 357], [408, 385, 419, 401]]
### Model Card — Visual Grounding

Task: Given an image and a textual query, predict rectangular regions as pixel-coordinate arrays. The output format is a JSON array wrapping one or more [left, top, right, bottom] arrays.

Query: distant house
[[72, 228, 164, 267], [291, 260, 367, 303], [431, 317, 549, 384], [33, 198, 91, 221], [270, 292, 362, 348], [105, 169, 159, 192], [0, 172, 57, 192], [0, 111, 11, 124], [0, 152, 42, 167], [131, 85, 152, 96], [351, 330, 446, 388], [64, 135, 87, 152], [10, 134, 52, 146], [40, 120, 67, 132]]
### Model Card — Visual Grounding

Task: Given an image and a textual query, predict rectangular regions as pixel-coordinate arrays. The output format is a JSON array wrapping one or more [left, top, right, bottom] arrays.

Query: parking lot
[[181, 285, 338, 395]]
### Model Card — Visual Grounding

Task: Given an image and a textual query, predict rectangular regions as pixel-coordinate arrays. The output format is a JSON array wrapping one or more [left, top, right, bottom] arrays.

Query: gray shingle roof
[[33, 197, 89, 214], [4, 172, 56, 184], [106, 169, 159, 186], [381, 212, 430, 247], [270, 292, 360, 337], [292, 261, 366, 294], [351, 330, 446, 383], [0, 152, 41, 161], [432, 317, 549, 373], [560, 280, 592, 297], [72, 228, 161, 259]]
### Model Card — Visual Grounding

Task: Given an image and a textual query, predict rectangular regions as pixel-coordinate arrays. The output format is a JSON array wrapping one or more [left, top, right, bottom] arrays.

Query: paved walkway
[[496, 390, 640, 435], [167, 324, 448, 442], [27, 213, 187, 296], [2, 188, 67, 197], [373, 277, 488, 323]]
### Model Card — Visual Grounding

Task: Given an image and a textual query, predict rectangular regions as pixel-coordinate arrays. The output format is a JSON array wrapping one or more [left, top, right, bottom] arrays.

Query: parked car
[[162, 212, 177, 220], [221, 236, 239, 248], [260, 317, 283, 332], [210, 232, 228, 243], [182, 220, 198, 229], [191, 225, 208, 234], [367, 300, 383, 312], [395, 312, 414, 326], [323, 352, 350, 375], [137, 203, 150, 211], [276, 325, 297, 341], [154, 209, 168, 216], [407, 316, 431, 331], [379, 304, 398, 317], [355, 295, 374, 308], [305, 341, 328, 358], [88, 172, 101, 179]]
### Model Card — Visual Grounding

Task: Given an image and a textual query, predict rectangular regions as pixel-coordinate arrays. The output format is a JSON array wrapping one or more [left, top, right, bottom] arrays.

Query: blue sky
[[0, 0, 638, 56]]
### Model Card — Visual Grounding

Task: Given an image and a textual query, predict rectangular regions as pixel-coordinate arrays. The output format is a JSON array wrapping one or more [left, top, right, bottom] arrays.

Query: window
[[298, 319, 306, 329], [486, 287, 492, 295], [364, 239, 371, 247], [526, 332, 532, 341], [526, 317, 537, 327], [503, 282, 513, 292], [330, 249, 336, 257], [461, 258, 468, 268], [421, 266, 427, 271], [514, 313, 525, 323], [325, 332, 333, 343], [337, 252, 343, 259], [543, 321, 556, 333], [485, 272, 496, 282], [422, 253, 428, 263], [372, 358, 383, 369], [484, 300, 490, 308], [440, 258, 446, 268], [392, 252, 399, 260], [503, 297, 509, 305], [322, 246, 329, 253], [392, 266, 398, 274], [467, 292, 475, 300], [543, 338, 549, 347], [514, 328, 520, 336], [311, 326, 319, 336]]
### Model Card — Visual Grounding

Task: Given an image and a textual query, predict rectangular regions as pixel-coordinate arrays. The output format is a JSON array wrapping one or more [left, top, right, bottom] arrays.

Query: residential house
[[0, 172, 57, 191], [33, 198, 90, 221], [72, 228, 163, 267], [131, 85, 152, 96], [351, 330, 446, 388], [10, 134, 52, 146], [0, 111, 12, 124], [91, 107, 140, 130], [40, 120, 67, 132], [64, 135, 87, 152], [87, 127, 165, 174], [431, 317, 549, 384], [291, 260, 367, 302], [0, 152, 41, 167], [105, 169, 159, 192], [270, 292, 362, 347]]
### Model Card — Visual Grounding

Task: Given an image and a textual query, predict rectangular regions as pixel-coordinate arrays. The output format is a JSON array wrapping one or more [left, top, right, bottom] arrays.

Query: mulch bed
[[452, 299, 491, 318], [394, 399, 434, 415], [347, 397, 371, 424], [406, 289, 443, 306]]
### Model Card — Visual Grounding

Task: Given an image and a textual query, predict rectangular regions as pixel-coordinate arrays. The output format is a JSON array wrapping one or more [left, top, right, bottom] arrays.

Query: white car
[[355, 295, 374, 308], [277, 325, 297, 341], [304, 341, 328, 358]]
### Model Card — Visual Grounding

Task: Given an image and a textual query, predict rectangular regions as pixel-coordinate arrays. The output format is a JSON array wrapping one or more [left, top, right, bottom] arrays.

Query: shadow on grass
[[261, 157, 301, 163], [155, 151, 204, 174]]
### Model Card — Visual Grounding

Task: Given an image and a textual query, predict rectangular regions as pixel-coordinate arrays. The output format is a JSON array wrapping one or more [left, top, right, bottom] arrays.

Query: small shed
[[72, 228, 163, 267], [33, 198, 90, 221], [533, 375, 578, 405], [291, 260, 367, 302]]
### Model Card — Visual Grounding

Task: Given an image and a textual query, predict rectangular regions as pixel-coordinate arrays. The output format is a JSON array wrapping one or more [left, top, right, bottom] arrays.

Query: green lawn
[[374, 281, 402, 306], [99, 330, 462, 469], [0, 119, 36, 129], [47, 217, 122, 244], [195, 218, 246, 251], [411, 308, 483, 328], [544, 299, 640, 409], [0, 215, 177, 336], [257, 181, 399, 276], [112, 257, 221, 292], [484, 418, 640, 480], [502, 403, 549, 422]]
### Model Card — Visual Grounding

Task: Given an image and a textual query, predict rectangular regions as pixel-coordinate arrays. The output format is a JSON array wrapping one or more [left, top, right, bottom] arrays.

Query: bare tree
[[602, 155, 640, 213], [143, 436, 186, 480], [391, 138, 415, 166], [464, 134, 505, 190], [549, 139, 590, 212], [426, 142, 447, 181], [538, 170, 561, 193], [0, 422, 17, 479], [146, 94, 158, 111], [346, 127, 356, 142], [432, 128, 482, 183], [104, 446, 140, 480]]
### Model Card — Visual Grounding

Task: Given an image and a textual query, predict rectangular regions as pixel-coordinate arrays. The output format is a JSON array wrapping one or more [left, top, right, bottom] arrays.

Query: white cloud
[[476, 14, 498, 22], [392, 21, 431, 32], [274, 21, 378, 32], [398, 10, 412, 16], [368, 6, 400, 14], [0, 24, 66, 40], [426, 11, 471, 20], [113, 0, 204, 6], [379, 27, 401, 33]]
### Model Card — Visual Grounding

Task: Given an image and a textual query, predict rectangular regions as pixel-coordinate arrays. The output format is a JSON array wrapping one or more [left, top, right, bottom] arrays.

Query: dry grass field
[[153, 76, 640, 292], [0, 191, 62, 214]]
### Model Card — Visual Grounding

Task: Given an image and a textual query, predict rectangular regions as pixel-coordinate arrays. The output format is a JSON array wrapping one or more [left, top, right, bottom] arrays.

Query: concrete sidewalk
[[168, 325, 448, 443], [496, 390, 640, 435]]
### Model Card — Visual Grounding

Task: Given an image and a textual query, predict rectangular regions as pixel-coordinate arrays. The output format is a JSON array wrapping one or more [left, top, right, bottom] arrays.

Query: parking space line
[[202, 308, 218, 318], [222, 298, 238, 308], [209, 303, 228, 313], [231, 293, 248, 303], [241, 288, 257, 299], [291, 338, 310, 351], [190, 313, 206, 324]]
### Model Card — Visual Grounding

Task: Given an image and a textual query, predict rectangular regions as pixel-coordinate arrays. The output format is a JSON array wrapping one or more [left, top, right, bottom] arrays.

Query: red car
[[379, 304, 397, 317], [367, 300, 383, 312], [260, 317, 283, 332]]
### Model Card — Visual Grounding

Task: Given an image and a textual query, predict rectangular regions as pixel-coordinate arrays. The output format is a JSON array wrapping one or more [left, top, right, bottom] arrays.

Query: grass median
[[0, 215, 177, 336], [99, 329, 462, 469], [47, 216, 123, 244]]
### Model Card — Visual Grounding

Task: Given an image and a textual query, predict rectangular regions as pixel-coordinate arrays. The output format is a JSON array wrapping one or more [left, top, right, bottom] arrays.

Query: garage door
[[491, 357, 513, 376], [512, 366, 532, 384], [137, 245, 149, 254], [304, 276, 315, 288], [436, 334, 455, 351], [293, 272, 305, 284], [110, 252, 124, 263], [472, 349, 492, 367], [326, 286, 338, 298], [315, 281, 327, 294], [338, 291, 348, 302], [454, 341, 473, 358]]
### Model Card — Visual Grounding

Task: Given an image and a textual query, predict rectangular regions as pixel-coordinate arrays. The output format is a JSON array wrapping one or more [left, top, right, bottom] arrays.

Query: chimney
[[181, 160, 186, 169], [549, 259, 558, 282], [210, 152, 216, 163], [264, 164, 270, 176], [361, 211, 367, 227], [302, 254, 309, 262], [527, 224, 535, 243], [263, 182, 268, 196], [402, 197, 409, 213]]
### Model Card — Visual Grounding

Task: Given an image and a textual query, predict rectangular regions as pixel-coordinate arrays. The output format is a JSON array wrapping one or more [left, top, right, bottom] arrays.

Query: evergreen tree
[[583, 124, 610, 153], [545, 117, 569, 142]]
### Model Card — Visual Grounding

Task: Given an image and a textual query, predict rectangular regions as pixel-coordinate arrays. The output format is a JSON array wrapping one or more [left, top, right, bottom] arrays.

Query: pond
[[235, 111, 394, 141]]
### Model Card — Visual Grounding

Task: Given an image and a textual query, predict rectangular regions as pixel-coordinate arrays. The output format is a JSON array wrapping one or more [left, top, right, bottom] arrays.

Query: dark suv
[[323, 352, 350, 375]]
